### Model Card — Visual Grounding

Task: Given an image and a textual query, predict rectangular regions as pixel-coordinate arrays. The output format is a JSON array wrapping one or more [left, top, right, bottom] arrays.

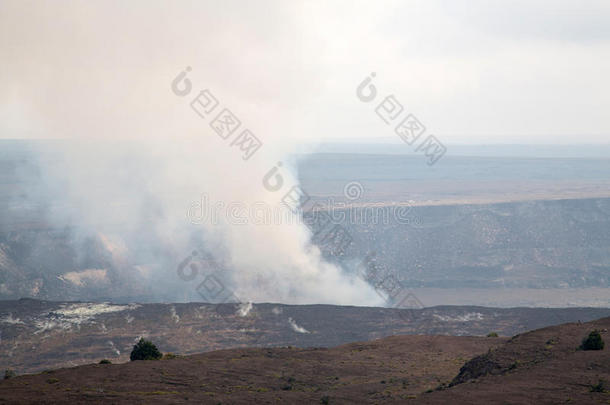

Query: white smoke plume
[[288, 317, 310, 334], [0, 1, 382, 306], [237, 302, 253, 317], [26, 122, 381, 305]]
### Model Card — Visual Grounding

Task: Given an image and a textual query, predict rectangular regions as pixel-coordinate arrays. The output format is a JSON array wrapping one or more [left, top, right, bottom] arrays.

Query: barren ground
[[1, 317, 608, 404]]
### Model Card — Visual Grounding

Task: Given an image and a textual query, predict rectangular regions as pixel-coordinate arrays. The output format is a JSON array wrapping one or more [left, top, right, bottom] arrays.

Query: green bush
[[4, 369, 16, 380], [581, 330, 605, 351], [486, 332, 499, 338], [130, 338, 162, 361], [99, 359, 112, 364]]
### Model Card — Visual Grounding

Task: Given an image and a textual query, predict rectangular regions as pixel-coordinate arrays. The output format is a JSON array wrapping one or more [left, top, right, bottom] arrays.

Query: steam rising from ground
[[23, 138, 381, 306], [0, 1, 387, 306]]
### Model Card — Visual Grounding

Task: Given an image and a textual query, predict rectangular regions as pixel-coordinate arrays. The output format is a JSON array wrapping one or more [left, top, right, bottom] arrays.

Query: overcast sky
[[1, 0, 609, 144]]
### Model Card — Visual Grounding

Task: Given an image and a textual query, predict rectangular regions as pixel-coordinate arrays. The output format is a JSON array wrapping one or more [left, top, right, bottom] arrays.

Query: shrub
[[99, 359, 112, 364], [487, 332, 499, 338], [4, 369, 16, 380], [130, 338, 162, 361], [162, 353, 179, 360], [581, 330, 605, 351], [590, 379, 607, 393]]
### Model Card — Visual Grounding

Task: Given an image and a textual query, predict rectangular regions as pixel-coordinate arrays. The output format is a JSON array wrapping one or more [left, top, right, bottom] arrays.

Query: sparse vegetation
[[130, 338, 162, 361], [590, 379, 607, 393], [580, 330, 605, 351], [508, 360, 520, 370], [545, 337, 559, 349], [163, 353, 179, 360], [4, 320, 609, 403], [486, 332, 499, 338], [4, 369, 16, 380], [279, 376, 295, 391]]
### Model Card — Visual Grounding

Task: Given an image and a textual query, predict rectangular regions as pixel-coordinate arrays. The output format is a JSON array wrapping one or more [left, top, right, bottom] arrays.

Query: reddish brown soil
[[421, 317, 610, 404], [0, 335, 504, 404], [0, 317, 608, 404]]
